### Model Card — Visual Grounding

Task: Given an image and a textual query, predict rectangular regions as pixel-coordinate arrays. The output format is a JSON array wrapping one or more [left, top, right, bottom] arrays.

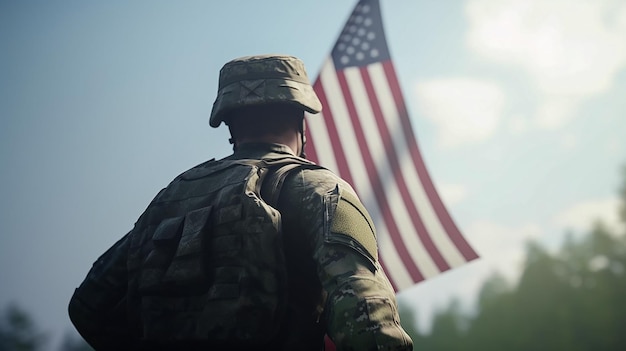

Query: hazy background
[[2, 0, 625, 349]]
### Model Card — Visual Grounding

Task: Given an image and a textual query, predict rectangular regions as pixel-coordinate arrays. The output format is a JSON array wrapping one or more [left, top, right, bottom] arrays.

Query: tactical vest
[[126, 156, 321, 345]]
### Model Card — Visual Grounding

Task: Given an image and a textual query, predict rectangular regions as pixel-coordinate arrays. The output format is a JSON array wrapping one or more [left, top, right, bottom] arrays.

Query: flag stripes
[[306, 58, 477, 291], [341, 64, 428, 284], [381, 62, 478, 265]]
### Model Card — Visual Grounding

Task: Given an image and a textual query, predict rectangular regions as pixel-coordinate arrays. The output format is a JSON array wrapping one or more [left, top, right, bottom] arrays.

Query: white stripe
[[320, 60, 415, 289], [344, 66, 440, 278], [368, 64, 467, 267], [307, 61, 339, 174], [306, 111, 338, 174], [378, 225, 414, 291]]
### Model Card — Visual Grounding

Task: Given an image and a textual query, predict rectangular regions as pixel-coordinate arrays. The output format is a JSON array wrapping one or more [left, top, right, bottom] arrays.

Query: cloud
[[415, 78, 505, 148], [508, 114, 530, 134], [606, 137, 622, 154], [553, 197, 624, 235], [534, 98, 578, 129], [466, 0, 626, 129], [467, 220, 544, 281]]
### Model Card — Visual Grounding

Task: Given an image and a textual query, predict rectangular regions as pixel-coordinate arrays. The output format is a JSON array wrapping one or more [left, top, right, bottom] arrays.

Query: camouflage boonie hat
[[209, 54, 322, 128]]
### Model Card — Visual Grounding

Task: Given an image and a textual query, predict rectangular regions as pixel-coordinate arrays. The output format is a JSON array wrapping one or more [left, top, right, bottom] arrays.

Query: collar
[[228, 142, 296, 160]]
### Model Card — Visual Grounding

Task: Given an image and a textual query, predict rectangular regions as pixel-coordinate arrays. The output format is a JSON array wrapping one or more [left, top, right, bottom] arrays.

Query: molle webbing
[[127, 157, 319, 344]]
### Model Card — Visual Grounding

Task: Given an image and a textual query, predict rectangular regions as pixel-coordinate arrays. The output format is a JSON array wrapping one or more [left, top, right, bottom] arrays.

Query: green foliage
[[399, 166, 626, 350], [428, 299, 466, 350], [0, 303, 93, 351], [619, 165, 626, 222], [0, 304, 47, 351], [397, 302, 428, 347]]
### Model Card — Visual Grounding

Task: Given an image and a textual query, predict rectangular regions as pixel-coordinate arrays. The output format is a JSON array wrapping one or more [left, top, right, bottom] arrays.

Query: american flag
[[305, 0, 478, 292]]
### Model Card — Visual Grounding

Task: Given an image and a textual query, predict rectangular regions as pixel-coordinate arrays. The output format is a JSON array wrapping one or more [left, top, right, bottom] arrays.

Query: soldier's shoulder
[[170, 158, 217, 180], [173, 157, 259, 182], [284, 163, 356, 197], [296, 166, 343, 183]]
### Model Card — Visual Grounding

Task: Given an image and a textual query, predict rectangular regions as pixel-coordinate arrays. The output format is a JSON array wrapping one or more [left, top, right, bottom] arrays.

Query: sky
[[1, 0, 625, 349]]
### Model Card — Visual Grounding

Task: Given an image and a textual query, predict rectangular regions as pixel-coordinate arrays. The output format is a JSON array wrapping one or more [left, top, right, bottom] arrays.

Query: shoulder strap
[[262, 159, 324, 207], [264, 163, 305, 207]]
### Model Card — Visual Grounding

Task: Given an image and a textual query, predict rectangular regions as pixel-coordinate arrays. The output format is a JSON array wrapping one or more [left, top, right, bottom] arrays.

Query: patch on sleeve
[[328, 187, 378, 265]]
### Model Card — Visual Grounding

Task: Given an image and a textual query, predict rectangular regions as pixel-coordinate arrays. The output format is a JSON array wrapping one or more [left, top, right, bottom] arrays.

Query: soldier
[[69, 54, 413, 351]]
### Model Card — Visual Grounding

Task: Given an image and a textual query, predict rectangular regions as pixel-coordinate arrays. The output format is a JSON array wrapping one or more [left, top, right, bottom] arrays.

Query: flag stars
[[356, 3, 371, 14], [336, 12, 378, 65], [331, 0, 390, 68]]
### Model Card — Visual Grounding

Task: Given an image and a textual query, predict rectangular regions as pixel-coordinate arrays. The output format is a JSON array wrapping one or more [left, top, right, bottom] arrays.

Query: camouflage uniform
[[271, 143, 413, 350], [69, 55, 413, 351]]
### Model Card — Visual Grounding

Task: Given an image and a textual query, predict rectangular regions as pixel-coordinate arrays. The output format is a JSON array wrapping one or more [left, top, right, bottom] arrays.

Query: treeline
[[0, 304, 92, 351], [400, 167, 626, 351]]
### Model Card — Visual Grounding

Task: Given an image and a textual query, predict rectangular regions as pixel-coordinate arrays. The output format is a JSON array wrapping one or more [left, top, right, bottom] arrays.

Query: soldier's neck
[[236, 132, 300, 156]]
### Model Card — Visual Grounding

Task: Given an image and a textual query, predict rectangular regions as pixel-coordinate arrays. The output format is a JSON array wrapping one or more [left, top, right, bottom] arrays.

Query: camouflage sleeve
[[68, 232, 135, 350], [284, 169, 413, 351]]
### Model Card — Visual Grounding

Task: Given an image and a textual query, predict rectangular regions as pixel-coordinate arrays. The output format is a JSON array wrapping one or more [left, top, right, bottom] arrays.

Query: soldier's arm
[[68, 232, 135, 350], [317, 246, 412, 351], [287, 169, 413, 351]]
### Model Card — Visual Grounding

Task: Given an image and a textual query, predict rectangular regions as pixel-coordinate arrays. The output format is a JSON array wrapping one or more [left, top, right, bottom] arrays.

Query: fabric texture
[[210, 55, 322, 127], [69, 143, 413, 351]]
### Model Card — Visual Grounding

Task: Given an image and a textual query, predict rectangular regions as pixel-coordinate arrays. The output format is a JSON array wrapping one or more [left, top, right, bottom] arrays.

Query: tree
[[427, 299, 465, 351], [397, 302, 428, 348], [413, 163, 626, 350], [0, 303, 47, 351], [465, 273, 515, 351]]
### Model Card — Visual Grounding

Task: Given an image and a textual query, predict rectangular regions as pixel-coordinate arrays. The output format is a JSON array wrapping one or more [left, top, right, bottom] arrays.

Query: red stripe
[[311, 70, 407, 290], [336, 69, 424, 283], [360, 65, 451, 272], [382, 61, 478, 261], [311, 78, 355, 185], [378, 256, 400, 292]]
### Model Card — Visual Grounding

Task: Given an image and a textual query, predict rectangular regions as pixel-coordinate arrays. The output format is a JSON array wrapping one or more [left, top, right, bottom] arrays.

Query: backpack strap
[[265, 163, 305, 207], [262, 158, 325, 208], [223, 157, 323, 208]]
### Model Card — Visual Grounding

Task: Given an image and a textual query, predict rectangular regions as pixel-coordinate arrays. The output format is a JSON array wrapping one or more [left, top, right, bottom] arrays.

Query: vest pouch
[[162, 205, 213, 289], [132, 158, 319, 343], [138, 216, 185, 293]]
